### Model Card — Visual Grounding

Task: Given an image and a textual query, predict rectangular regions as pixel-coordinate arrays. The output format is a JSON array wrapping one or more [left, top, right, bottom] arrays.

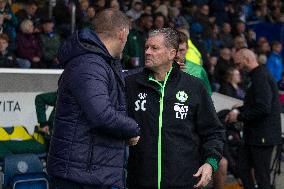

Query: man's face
[[0, 1, 6, 9], [233, 53, 246, 71], [145, 34, 175, 71], [87, 7, 95, 18], [222, 23, 231, 34], [154, 16, 165, 29], [201, 5, 209, 16], [176, 42, 188, 63], [143, 16, 153, 30], [273, 44, 282, 54], [220, 48, 231, 61], [0, 38, 8, 52], [43, 22, 54, 33], [27, 4, 37, 16]]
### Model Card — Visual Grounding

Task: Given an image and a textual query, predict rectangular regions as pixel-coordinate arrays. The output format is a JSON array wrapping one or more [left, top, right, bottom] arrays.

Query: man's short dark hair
[[177, 31, 188, 46], [148, 28, 179, 51], [27, 0, 37, 6], [271, 41, 282, 48], [139, 13, 151, 21], [92, 8, 130, 38]]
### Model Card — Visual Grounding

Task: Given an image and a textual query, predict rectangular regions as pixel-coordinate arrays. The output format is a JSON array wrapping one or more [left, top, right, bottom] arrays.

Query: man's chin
[[145, 61, 151, 68]]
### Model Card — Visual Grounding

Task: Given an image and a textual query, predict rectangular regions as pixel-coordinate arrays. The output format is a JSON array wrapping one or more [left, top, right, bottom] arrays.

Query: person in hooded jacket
[[47, 9, 140, 189]]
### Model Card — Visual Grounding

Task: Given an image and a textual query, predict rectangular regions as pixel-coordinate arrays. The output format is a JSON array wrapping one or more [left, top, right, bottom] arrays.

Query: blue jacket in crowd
[[266, 51, 283, 82], [47, 28, 140, 188]]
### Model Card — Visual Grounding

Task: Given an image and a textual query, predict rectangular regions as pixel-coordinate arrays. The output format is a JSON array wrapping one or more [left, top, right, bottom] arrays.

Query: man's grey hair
[[148, 28, 179, 51]]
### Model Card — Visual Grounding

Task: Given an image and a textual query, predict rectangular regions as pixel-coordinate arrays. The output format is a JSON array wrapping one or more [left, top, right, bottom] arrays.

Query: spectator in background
[[16, 19, 43, 68], [155, 3, 169, 19], [214, 47, 234, 85], [194, 4, 212, 39], [108, 0, 120, 10], [246, 29, 257, 49], [52, 0, 71, 39], [126, 0, 143, 21], [226, 48, 282, 189], [0, 33, 18, 68], [76, 0, 89, 28], [40, 19, 61, 69], [169, 7, 189, 30], [208, 55, 219, 91], [206, 23, 222, 56], [123, 13, 153, 69], [219, 22, 234, 48], [81, 6, 96, 28], [0, 0, 18, 48], [94, 0, 106, 12], [16, 1, 41, 30], [233, 20, 246, 38], [257, 39, 271, 56], [143, 4, 152, 15], [153, 12, 167, 29], [266, 41, 283, 82], [219, 67, 245, 100], [233, 35, 247, 52], [47, 9, 140, 188]]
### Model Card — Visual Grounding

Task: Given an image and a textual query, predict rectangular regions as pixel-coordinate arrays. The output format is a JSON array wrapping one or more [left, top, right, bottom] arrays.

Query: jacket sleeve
[[196, 85, 225, 162], [238, 73, 273, 122], [68, 59, 140, 139], [35, 92, 57, 127]]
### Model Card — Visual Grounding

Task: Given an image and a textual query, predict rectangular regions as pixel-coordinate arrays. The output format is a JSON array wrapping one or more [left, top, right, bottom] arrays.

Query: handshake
[[128, 136, 140, 146]]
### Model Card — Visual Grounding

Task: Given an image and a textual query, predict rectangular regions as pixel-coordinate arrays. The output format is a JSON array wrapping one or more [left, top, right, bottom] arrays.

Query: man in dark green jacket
[[126, 28, 224, 189], [35, 91, 57, 135], [122, 13, 153, 69]]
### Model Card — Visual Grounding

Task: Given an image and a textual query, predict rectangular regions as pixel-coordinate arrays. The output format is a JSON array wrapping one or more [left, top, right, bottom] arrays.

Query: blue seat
[[12, 173, 49, 189], [2, 153, 48, 188]]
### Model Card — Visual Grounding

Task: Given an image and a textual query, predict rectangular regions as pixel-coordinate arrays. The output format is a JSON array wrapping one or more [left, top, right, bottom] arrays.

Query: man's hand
[[193, 163, 213, 188], [225, 109, 240, 123], [40, 125, 50, 135], [177, 61, 187, 71], [32, 57, 40, 63], [3, 13, 11, 20], [128, 136, 140, 146]]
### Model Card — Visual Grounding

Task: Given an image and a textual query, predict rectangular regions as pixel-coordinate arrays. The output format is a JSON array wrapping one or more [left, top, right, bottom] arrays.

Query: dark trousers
[[50, 177, 118, 189], [238, 145, 274, 189]]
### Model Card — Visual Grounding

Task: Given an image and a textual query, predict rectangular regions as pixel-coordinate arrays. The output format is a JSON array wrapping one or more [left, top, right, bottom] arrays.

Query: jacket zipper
[[148, 67, 172, 189]]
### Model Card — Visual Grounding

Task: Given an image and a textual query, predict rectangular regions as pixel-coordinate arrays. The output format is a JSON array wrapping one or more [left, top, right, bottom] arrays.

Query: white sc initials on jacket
[[135, 93, 147, 111]]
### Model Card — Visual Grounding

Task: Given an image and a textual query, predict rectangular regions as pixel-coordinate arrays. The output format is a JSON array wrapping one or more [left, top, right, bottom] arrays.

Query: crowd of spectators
[[0, 0, 283, 95]]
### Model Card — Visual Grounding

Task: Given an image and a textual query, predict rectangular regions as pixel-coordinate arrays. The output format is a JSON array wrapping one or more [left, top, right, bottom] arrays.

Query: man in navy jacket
[[47, 9, 140, 189]]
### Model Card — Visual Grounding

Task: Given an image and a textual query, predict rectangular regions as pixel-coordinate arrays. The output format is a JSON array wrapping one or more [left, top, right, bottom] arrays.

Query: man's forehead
[[146, 35, 165, 44]]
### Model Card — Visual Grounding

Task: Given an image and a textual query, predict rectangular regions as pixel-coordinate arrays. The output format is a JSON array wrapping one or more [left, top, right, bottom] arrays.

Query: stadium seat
[[2, 153, 48, 189]]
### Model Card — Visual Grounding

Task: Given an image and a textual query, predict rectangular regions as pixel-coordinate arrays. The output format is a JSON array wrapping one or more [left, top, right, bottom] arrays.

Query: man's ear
[[169, 49, 177, 61], [118, 30, 124, 41]]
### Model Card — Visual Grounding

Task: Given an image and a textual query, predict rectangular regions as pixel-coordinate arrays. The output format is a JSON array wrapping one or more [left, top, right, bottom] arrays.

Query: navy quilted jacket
[[47, 28, 140, 188]]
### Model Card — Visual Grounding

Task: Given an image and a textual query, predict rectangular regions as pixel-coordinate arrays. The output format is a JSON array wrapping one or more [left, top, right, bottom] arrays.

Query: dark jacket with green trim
[[126, 63, 225, 188]]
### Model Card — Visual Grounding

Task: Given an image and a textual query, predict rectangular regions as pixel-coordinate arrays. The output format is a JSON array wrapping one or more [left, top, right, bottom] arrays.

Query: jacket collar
[[136, 61, 180, 87]]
